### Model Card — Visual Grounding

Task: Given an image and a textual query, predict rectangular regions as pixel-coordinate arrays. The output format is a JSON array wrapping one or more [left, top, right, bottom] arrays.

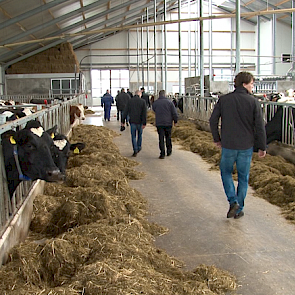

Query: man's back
[[117, 92, 130, 111], [152, 96, 178, 126], [123, 95, 147, 125], [209, 86, 266, 150], [141, 92, 150, 108]]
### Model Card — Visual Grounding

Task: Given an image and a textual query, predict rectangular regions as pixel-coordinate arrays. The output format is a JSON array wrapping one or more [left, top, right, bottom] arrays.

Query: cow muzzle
[[46, 169, 65, 182]]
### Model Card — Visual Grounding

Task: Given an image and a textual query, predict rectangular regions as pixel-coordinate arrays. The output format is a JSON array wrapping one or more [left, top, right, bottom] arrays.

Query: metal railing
[[0, 94, 84, 236], [182, 95, 295, 146]]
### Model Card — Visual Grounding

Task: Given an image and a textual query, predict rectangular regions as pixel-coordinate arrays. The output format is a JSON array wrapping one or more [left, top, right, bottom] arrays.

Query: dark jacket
[[152, 96, 178, 126], [209, 86, 266, 151], [141, 92, 150, 108], [122, 95, 147, 125], [116, 92, 130, 111], [127, 91, 133, 98], [101, 93, 114, 107]]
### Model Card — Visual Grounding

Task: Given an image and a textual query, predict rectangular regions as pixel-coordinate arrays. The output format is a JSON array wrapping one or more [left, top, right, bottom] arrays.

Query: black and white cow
[[0, 107, 33, 123], [1, 120, 64, 197], [51, 132, 85, 174]]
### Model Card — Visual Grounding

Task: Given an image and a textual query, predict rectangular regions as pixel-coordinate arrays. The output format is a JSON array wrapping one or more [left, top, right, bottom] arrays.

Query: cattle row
[[2, 119, 85, 198], [0, 101, 87, 202]]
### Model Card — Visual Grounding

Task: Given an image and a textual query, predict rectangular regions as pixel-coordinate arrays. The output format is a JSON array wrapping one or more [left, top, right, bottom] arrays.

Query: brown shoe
[[227, 202, 239, 218], [234, 211, 244, 219]]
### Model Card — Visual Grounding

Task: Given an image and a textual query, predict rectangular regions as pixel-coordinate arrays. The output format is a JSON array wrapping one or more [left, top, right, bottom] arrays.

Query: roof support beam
[[0, 0, 110, 46], [0, 0, 136, 62], [0, 0, 71, 30]]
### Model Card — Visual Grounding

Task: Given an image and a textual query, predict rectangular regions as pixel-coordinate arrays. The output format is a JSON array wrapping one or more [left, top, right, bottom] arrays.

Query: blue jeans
[[130, 123, 143, 153], [220, 147, 253, 213]]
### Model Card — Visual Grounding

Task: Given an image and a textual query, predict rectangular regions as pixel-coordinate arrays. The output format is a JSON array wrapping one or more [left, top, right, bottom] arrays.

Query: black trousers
[[157, 126, 172, 156]]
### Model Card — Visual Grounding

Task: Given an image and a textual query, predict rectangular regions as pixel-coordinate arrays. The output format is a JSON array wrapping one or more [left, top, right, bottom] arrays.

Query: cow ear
[[1, 130, 16, 140], [46, 125, 58, 138], [14, 129, 32, 146], [70, 142, 85, 153]]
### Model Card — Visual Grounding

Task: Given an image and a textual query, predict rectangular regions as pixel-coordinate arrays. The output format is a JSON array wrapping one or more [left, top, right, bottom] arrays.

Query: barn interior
[[1, 1, 295, 295]]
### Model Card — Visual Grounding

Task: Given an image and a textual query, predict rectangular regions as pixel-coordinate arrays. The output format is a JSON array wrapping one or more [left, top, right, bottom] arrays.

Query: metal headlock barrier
[[0, 94, 85, 237], [182, 95, 295, 146]]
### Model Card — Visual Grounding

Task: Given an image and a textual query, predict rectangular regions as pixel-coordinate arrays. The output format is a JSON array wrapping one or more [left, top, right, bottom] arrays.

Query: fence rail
[[182, 95, 295, 146], [0, 94, 85, 237]]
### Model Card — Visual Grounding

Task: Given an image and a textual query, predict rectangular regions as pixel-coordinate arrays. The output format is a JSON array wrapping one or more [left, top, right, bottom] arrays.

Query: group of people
[[120, 89, 178, 158], [102, 71, 267, 220], [101, 87, 151, 122]]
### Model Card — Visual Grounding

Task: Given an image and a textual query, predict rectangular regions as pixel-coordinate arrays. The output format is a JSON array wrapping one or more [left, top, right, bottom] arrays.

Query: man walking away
[[152, 90, 178, 159], [116, 88, 130, 125], [121, 90, 147, 157], [140, 87, 151, 109], [101, 89, 114, 121], [209, 71, 266, 219], [127, 89, 133, 98], [115, 90, 120, 120]]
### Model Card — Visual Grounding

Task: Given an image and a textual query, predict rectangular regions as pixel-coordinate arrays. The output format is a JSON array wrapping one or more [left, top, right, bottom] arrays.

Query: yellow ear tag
[[51, 133, 55, 139], [10, 136, 16, 145], [73, 147, 80, 154]]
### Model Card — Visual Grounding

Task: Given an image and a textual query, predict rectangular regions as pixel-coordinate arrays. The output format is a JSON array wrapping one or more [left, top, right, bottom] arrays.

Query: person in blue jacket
[[101, 89, 114, 121]]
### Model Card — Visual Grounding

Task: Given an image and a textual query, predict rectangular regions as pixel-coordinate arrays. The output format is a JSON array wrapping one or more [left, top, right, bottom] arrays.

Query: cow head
[[1, 120, 64, 197], [70, 104, 85, 125], [48, 128, 85, 174]]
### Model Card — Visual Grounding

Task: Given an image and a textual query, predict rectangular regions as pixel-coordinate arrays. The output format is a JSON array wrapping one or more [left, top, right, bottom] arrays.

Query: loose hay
[[0, 123, 237, 295], [169, 119, 295, 224]]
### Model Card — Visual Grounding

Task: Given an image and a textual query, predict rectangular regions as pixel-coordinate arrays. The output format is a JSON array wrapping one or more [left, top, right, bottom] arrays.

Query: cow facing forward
[[70, 104, 86, 126], [1, 120, 65, 197]]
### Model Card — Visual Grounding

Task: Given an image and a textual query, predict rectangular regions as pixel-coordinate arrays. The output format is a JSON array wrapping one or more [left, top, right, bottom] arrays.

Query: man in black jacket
[[152, 90, 178, 159], [116, 88, 130, 124], [209, 71, 266, 219], [121, 90, 147, 157], [140, 87, 151, 109]]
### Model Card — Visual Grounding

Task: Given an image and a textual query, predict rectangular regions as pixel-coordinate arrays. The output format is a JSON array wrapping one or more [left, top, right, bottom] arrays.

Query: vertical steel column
[[146, 8, 149, 91], [164, 0, 167, 91], [292, 1, 295, 74], [141, 15, 145, 87], [154, 0, 157, 95], [230, 18, 234, 74], [195, 3, 199, 76], [272, 13, 276, 75], [257, 16, 261, 76], [161, 15, 164, 90], [178, 0, 182, 95], [188, 0, 191, 77], [128, 29, 131, 86], [89, 46, 93, 107], [200, 0, 204, 97], [235, 0, 241, 74], [137, 24, 140, 89], [209, 0, 213, 81]]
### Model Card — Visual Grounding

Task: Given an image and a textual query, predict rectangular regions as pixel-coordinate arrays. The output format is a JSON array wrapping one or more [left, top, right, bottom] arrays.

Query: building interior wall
[[75, 2, 293, 97]]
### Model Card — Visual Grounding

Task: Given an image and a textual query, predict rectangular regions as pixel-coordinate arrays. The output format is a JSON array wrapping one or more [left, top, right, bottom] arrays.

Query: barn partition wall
[[75, 2, 294, 99]]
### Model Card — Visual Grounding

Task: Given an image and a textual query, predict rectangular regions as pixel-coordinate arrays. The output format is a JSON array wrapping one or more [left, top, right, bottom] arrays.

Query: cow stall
[[0, 94, 85, 266]]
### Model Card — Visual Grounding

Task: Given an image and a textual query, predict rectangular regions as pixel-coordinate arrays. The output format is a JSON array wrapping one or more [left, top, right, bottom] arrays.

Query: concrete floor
[[84, 106, 295, 295]]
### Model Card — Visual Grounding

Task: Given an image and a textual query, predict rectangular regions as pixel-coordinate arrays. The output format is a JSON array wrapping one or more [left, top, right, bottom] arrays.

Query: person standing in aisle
[[127, 88, 133, 98], [121, 90, 147, 157], [152, 90, 178, 159], [209, 71, 266, 219], [116, 88, 130, 126], [115, 90, 120, 121], [140, 87, 151, 109], [101, 89, 114, 121]]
